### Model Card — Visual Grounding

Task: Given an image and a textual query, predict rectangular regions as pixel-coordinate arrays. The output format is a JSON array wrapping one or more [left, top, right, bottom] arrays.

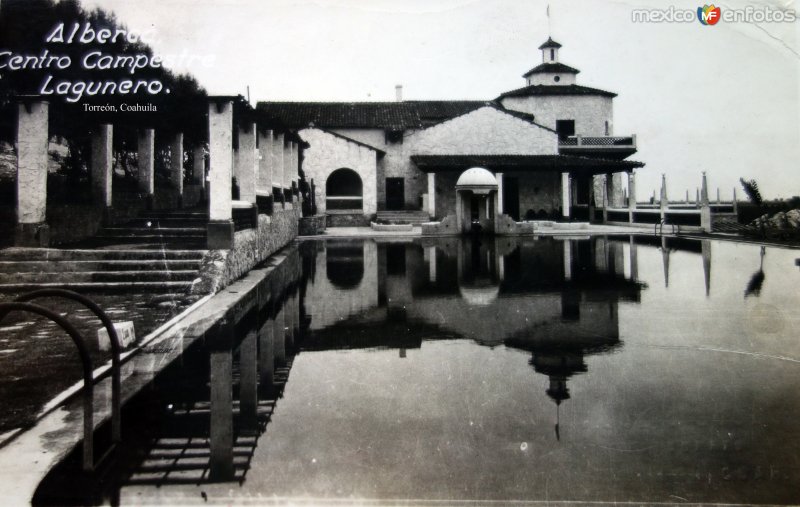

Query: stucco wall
[[500, 95, 613, 136], [506, 170, 562, 217], [298, 128, 379, 215]]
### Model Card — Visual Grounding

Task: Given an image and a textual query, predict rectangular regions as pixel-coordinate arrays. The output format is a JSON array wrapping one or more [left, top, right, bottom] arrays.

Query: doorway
[[502, 177, 519, 220], [386, 178, 404, 210]]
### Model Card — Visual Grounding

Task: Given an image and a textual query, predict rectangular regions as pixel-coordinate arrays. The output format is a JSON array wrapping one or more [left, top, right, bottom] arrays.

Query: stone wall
[[191, 208, 300, 295], [299, 215, 326, 236], [500, 95, 613, 135], [327, 212, 372, 227]]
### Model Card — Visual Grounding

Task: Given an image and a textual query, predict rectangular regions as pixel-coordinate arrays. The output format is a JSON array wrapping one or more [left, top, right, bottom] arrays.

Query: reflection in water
[[34, 236, 800, 505], [745, 246, 767, 298]]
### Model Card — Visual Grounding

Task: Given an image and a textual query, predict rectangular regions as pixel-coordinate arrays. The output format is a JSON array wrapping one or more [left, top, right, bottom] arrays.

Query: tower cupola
[[522, 38, 579, 86]]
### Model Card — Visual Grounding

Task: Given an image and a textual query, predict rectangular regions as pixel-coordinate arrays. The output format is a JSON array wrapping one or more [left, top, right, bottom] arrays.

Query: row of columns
[[208, 98, 300, 249], [14, 99, 206, 247], [208, 288, 300, 480]]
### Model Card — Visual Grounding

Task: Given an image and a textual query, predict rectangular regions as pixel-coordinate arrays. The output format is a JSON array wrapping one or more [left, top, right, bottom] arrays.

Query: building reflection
[[299, 236, 643, 431]]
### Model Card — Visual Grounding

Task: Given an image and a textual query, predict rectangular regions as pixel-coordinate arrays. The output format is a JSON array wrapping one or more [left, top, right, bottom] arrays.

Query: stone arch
[[325, 168, 363, 211]]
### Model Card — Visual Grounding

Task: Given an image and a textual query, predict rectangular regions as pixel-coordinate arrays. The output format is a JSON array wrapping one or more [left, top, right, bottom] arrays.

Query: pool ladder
[[0, 289, 121, 472], [655, 218, 679, 237]]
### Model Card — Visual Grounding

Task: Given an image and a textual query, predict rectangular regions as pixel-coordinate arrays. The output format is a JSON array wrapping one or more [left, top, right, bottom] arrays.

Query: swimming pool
[[35, 235, 800, 505]]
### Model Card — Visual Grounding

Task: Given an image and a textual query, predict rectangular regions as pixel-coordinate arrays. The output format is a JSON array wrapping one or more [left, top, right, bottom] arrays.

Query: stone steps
[[0, 209, 209, 294], [0, 248, 206, 261], [0, 270, 199, 284], [0, 281, 195, 294], [0, 259, 201, 273], [376, 210, 431, 225]]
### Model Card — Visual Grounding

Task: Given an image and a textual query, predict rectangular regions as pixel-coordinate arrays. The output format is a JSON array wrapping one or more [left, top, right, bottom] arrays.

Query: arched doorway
[[326, 168, 363, 211]]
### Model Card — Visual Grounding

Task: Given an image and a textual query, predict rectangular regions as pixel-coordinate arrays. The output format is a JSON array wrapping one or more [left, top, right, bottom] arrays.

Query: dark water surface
[[36, 236, 800, 505]]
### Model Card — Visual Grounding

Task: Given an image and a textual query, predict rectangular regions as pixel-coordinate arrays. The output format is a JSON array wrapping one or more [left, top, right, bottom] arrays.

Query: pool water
[[36, 236, 800, 505]]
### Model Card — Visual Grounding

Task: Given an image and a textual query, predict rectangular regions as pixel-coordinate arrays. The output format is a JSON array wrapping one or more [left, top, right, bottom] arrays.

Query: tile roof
[[522, 62, 580, 77], [309, 127, 386, 156], [538, 37, 563, 49], [497, 84, 617, 99], [256, 101, 487, 130], [410, 154, 644, 173]]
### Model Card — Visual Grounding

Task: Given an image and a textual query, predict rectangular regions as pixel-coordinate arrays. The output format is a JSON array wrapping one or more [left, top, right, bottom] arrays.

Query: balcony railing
[[559, 135, 637, 149]]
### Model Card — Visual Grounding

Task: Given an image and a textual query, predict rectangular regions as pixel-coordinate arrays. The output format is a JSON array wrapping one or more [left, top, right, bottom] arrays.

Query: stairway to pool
[[0, 209, 209, 294], [375, 210, 431, 225]]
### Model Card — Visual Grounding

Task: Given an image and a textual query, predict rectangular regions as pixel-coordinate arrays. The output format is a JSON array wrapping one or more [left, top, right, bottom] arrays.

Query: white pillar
[[207, 99, 234, 249], [272, 133, 285, 203], [283, 141, 293, 191], [137, 128, 154, 196], [257, 129, 273, 198], [561, 172, 571, 218], [91, 124, 113, 208], [659, 173, 668, 220], [237, 123, 257, 204], [628, 171, 637, 210], [427, 172, 436, 217], [192, 146, 205, 188], [496, 172, 504, 215], [15, 100, 50, 246], [170, 132, 184, 207], [563, 240, 572, 281]]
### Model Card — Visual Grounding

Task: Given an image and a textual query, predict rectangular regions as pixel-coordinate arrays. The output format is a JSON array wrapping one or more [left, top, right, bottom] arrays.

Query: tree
[[739, 178, 763, 207]]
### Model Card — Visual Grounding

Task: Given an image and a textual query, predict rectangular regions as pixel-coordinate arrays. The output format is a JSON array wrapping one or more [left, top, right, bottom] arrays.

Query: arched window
[[326, 242, 364, 289], [326, 168, 363, 210]]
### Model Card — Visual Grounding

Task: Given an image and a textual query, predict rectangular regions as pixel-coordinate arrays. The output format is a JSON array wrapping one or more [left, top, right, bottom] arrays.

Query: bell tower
[[522, 37, 579, 86]]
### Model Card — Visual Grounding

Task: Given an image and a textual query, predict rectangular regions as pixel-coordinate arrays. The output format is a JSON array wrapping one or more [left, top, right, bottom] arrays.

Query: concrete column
[[257, 130, 273, 197], [209, 323, 234, 481], [272, 133, 285, 204], [137, 128, 154, 197], [91, 124, 113, 209], [291, 142, 299, 202], [609, 173, 624, 207], [427, 172, 436, 217], [561, 172, 570, 218], [700, 172, 711, 233], [496, 172, 504, 215], [283, 141, 292, 194], [629, 236, 639, 281], [563, 240, 572, 281], [284, 296, 294, 352], [426, 246, 437, 282], [170, 132, 184, 208], [239, 328, 258, 434], [258, 315, 275, 395], [192, 145, 205, 188], [602, 174, 610, 223], [237, 123, 257, 204], [208, 100, 234, 249], [661, 236, 670, 288], [628, 171, 636, 223], [659, 173, 668, 221], [15, 100, 50, 247], [702, 239, 712, 297], [455, 191, 464, 233], [273, 305, 286, 366]]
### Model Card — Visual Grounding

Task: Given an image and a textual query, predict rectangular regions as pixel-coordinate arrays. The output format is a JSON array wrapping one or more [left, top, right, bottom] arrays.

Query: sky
[[81, 0, 800, 201]]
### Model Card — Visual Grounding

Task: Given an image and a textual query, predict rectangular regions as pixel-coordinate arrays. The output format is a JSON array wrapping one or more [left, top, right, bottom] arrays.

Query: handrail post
[[9, 289, 122, 443], [0, 302, 95, 471]]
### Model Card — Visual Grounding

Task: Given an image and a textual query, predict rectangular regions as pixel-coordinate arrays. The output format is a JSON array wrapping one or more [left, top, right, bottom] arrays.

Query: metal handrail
[[655, 219, 678, 237], [8, 289, 122, 443], [0, 302, 95, 471]]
